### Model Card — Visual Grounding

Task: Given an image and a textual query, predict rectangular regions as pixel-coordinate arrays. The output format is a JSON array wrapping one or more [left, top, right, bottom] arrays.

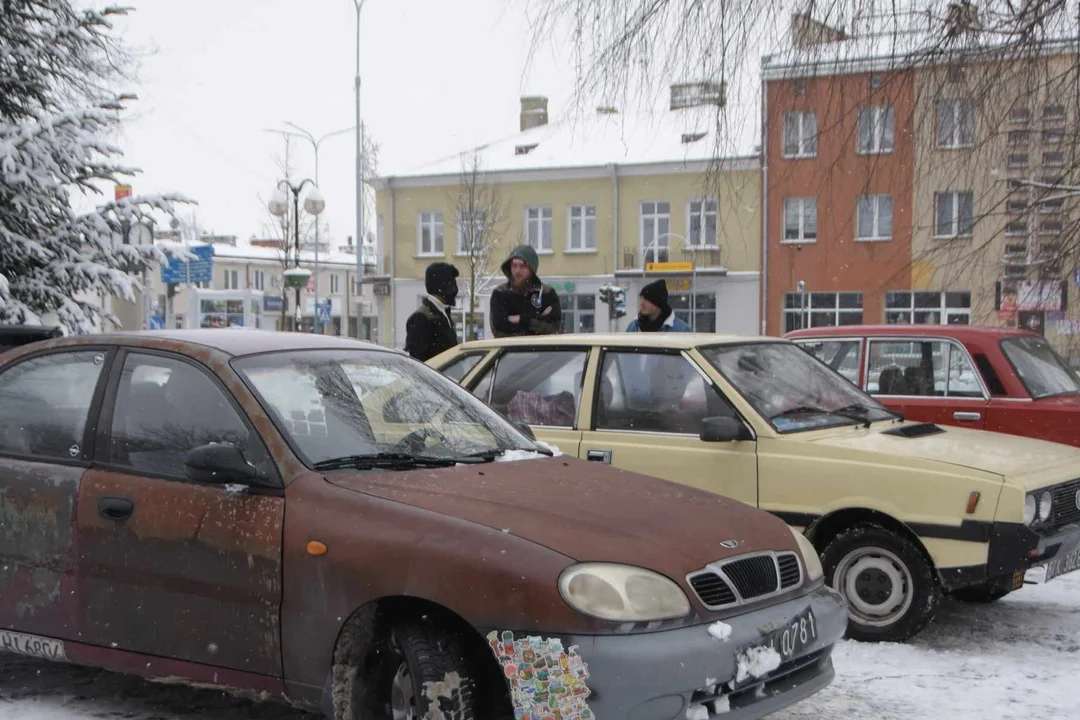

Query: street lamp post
[[353, 0, 367, 293], [269, 179, 322, 331]]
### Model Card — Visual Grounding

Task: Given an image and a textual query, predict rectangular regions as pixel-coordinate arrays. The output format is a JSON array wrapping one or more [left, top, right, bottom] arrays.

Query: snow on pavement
[[0, 573, 1076, 719]]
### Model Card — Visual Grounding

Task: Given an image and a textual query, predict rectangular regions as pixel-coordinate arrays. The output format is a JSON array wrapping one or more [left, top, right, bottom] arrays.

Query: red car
[[784, 325, 1080, 447]]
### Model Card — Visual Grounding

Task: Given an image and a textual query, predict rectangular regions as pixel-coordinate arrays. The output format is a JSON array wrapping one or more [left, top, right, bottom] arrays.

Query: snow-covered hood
[[805, 422, 1080, 483], [324, 455, 800, 582]]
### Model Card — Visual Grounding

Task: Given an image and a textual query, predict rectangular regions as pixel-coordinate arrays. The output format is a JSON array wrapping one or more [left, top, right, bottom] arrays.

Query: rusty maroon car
[[0, 330, 846, 719]]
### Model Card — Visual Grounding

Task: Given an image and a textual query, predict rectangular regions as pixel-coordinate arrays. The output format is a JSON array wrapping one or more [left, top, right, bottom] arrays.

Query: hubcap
[[390, 662, 417, 720], [833, 547, 913, 628]]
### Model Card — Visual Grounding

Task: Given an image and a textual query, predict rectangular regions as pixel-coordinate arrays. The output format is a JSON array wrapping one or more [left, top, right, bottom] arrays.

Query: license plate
[[733, 607, 817, 687], [0, 630, 67, 661], [1045, 540, 1080, 582]]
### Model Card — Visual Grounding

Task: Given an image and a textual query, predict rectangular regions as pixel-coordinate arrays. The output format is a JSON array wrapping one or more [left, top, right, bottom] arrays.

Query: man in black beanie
[[405, 261, 460, 361], [626, 279, 692, 332]]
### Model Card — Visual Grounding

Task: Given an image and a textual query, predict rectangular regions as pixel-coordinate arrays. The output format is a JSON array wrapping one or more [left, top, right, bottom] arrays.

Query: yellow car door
[[578, 348, 759, 506]]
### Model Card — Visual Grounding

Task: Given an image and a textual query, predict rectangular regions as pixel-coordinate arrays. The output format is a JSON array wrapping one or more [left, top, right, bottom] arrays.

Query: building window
[[418, 211, 444, 256], [856, 194, 893, 241], [1044, 104, 1066, 121], [783, 197, 817, 242], [857, 106, 895, 154], [885, 291, 971, 325], [457, 210, 486, 254], [783, 111, 818, 158], [688, 199, 718, 247], [1039, 196, 1064, 214], [670, 292, 717, 332], [1040, 219, 1063, 235], [1007, 153, 1029, 169], [1009, 104, 1031, 124], [525, 207, 553, 252], [253, 270, 266, 291], [783, 292, 863, 333], [330, 274, 341, 295], [1005, 220, 1029, 236], [1006, 199, 1028, 215], [568, 205, 596, 251], [1044, 151, 1065, 167], [1043, 129, 1064, 145], [224, 269, 240, 290], [559, 294, 596, 333], [641, 201, 671, 263], [937, 99, 975, 149], [934, 191, 974, 237], [1007, 131, 1030, 147]]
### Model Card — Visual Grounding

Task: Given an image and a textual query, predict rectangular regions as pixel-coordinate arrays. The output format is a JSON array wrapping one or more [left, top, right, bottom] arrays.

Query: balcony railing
[[620, 246, 724, 272]]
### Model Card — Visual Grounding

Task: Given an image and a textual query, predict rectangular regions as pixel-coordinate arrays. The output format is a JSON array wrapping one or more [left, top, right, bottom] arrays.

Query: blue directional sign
[[161, 245, 215, 286], [148, 315, 165, 330], [264, 295, 285, 313], [316, 299, 332, 325]]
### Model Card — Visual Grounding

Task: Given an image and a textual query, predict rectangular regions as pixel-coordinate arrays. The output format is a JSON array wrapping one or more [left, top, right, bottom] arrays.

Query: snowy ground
[[0, 574, 1076, 720]]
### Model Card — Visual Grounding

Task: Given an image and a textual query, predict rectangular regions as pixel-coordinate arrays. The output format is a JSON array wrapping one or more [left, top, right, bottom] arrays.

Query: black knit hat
[[640, 279, 669, 310], [425, 262, 459, 300]]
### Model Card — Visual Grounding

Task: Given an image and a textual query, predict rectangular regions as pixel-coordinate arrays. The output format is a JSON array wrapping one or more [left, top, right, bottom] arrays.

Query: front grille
[[690, 572, 737, 607], [724, 555, 779, 600], [778, 553, 802, 589], [1050, 478, 1080, 530]]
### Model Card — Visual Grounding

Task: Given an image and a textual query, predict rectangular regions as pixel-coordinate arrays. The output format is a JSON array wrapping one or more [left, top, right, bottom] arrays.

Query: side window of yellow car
[[469, 350, 588, 429]]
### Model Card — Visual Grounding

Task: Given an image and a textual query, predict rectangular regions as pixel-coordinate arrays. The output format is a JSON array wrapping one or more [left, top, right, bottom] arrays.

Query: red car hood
[[325, 456, 796, 581]]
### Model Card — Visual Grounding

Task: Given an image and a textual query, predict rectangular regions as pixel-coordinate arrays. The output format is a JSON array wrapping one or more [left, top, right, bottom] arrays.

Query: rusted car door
[[0, 348, 112, 649], [76, 350, 285, 677]]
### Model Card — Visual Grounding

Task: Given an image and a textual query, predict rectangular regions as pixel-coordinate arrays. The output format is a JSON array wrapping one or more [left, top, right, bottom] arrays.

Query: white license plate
[[0, 630, 67, 661], [733, 607, 817, 687], [1045, 543, 1080, 582]]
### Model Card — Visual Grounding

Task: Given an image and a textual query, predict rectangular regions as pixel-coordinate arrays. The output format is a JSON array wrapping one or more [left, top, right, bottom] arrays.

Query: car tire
[[950, 582, 1012, 604], [821, 524, 940, 643], [388, 621, 478, 720]]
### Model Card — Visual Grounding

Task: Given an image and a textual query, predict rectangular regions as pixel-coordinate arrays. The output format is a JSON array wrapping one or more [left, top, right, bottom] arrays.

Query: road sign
[[264, 295, 285, 313], [114, 184, 132, 201], [161, 245, 214, 285], [646, 261, 694, 273], [148, 315, 164, 330], [316, 299, 332, 325]]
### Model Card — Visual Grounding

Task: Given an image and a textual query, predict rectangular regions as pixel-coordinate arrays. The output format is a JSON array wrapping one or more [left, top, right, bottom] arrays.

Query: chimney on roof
[[520, 96, 548, 132], [670, 81, 725, 110], [791, 13, 847, 48]]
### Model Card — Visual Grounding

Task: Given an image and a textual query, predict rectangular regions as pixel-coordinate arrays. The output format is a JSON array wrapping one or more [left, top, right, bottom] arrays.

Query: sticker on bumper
[[0, 630, 67, 661], [486, 631, 594, 720]]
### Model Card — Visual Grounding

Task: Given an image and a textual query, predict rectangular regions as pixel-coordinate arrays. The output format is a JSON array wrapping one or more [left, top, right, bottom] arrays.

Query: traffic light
[[612, 287, 627, 318], [598, 284, 628, 321]]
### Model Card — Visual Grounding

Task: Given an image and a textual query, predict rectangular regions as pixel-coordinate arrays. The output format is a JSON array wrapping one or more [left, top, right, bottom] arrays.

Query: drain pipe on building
[[388, 177, 397, 348], [760, 75, 769, 336], [610, 162, 620, 331]]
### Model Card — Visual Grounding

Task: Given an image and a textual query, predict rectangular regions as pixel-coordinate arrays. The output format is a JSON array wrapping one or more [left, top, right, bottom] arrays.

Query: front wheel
[[821, 525, 940, 643], [389, 621, 478, 720]]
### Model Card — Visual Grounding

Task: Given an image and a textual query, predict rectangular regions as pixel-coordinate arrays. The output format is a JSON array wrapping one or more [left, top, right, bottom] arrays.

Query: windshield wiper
[[313, 452, 485, 471], [457, 445, 554, 462], [833, 403, 904, 424], [770, 405, 865, 427]]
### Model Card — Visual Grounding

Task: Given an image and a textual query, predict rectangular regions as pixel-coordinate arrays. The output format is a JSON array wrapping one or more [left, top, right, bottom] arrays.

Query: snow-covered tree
[[0, 1, 189, 333]]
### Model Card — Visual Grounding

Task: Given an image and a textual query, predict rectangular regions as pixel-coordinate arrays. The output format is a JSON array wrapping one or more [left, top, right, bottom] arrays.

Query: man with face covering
[[404, 261, 460, 361], [489, 244, 562, 338]]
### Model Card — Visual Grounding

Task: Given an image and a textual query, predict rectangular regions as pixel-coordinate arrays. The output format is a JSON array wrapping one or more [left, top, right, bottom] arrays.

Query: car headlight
[[1024, 494, 1037, 526], [1038, 491, 1053, 523], [789, 526, 823, 583], [558, 563, 691, 622]]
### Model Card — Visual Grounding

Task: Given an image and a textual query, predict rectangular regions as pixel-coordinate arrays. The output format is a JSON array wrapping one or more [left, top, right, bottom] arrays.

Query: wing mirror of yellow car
[[700, 416, 753, 443]]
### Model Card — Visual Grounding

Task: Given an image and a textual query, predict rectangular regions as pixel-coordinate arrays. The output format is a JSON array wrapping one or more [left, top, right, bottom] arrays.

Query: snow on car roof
[[456, 333, 788, 351]]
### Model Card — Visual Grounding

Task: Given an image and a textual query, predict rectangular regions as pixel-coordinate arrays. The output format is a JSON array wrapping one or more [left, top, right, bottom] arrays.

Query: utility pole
[[354, 0, 367, 339]]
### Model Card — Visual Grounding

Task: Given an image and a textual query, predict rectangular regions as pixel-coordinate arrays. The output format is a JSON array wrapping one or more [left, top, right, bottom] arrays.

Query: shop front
[[187, 289, 265, 330]]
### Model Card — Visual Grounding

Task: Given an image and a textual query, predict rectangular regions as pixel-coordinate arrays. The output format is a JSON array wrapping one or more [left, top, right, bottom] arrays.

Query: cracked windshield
[[2, 1, 1080, 719]]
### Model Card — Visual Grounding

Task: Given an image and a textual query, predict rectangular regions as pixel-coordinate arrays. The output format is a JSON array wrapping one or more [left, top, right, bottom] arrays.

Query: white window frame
[[1007, 153, 1029, 169], [884, 290, 971, 325], [856, 194, 893, 242], [936, 99, 975, 149], [567, 204, 596, 253], [224, 269, 240, 290], [456, 210, 486, 256], [1044, 104, 1066, 122], [330, 274, 341, 295], [857, 106, 895, 154], [525, 206, 553, 253], [640, 201, 671, 262], [417, 211, 445, 257], [1043, 129, 1064, 145], [687, 199, 719, 248], [1007, 130, 1030, 146], [782, 197, 817, 243], [783, 111, 818, 158], [1009, 105, 1031, 124], [783, 292, 863, 332], [934, 191, 974, 238], [253, 270, 266, 291], [1044, 151, 1066, 167]]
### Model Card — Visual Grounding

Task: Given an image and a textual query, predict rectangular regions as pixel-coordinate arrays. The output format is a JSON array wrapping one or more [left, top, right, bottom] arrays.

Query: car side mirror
[[185, 443, 257, 485], [512, 420, 537, 441], [700, 416, 752, 443]]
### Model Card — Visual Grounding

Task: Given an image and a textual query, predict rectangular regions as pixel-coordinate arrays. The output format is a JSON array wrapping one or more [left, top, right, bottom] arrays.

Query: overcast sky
[[105, 0, 576, 244]]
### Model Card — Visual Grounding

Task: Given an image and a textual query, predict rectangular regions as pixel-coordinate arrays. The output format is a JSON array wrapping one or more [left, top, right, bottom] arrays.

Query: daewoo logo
[[720, 540, 740, 549]]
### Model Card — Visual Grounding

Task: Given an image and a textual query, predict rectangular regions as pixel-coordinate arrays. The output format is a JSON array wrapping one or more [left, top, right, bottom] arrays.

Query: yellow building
[[374, 87, 761, 349]]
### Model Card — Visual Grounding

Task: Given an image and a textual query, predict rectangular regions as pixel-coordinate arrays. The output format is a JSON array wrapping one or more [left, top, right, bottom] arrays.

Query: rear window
[[1001, 336, 1080, 399]]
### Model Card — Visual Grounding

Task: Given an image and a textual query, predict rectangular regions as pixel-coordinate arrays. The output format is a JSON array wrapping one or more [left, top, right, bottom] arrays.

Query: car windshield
[[234, 349, 540, 467], [700, 342, 897, 433], [1001, 336, 1080, 399]]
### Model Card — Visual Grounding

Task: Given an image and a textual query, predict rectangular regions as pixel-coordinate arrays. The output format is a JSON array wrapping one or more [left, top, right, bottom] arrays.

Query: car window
[[474, 350, 588, 428], [0, 351, 106, 460], [1001, 336, 1080, 399], [596, 352, 736, 435], [109, 354, 254, 479], [796, 340, 861, 384], [866, 340, 947, 396], [439, 353, 485, 384]]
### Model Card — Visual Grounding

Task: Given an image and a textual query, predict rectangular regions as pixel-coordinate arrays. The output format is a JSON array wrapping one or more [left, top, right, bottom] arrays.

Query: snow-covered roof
[[156, 237, 362, 268], [385, 104, 760, 182]]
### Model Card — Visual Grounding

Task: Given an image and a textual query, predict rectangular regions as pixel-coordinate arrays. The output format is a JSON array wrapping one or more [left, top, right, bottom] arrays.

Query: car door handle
[[586, 450, 612, 464], [953, 412, 982, 422], [97, 497, 135, 522]]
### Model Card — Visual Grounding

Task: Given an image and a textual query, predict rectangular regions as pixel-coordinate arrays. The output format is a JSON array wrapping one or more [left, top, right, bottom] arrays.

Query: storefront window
[[670, 292, 716, 332], [200, 299, 246, 328]]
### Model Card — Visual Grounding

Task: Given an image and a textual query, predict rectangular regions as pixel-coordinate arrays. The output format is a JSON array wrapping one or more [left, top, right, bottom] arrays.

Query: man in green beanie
[[490, 244, 562, 337]]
